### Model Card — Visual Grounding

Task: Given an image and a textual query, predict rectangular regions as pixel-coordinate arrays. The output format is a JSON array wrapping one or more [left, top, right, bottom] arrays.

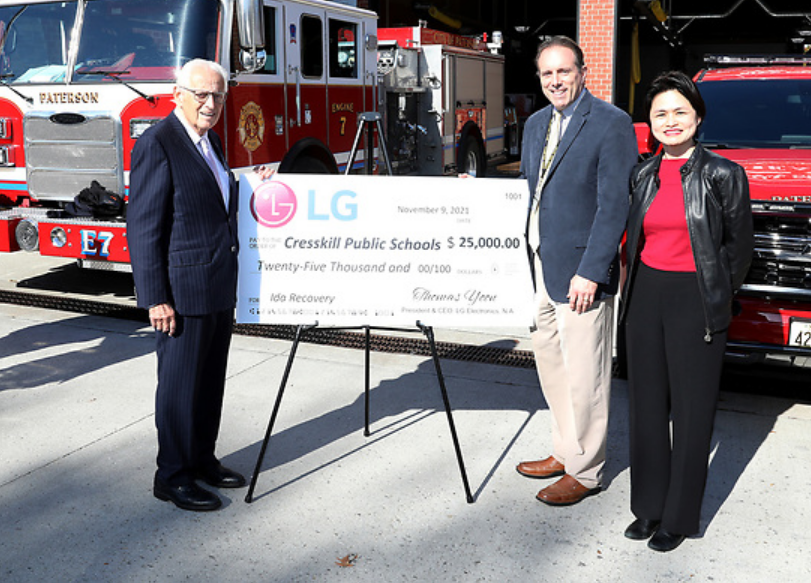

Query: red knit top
[[640, 159, 697, 272]]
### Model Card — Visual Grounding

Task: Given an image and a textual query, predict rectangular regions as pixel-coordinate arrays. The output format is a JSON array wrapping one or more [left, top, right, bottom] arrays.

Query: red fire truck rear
[[637, 55, 811, 362], [0, 0, 508, 270], [377, 26, 506, 177]]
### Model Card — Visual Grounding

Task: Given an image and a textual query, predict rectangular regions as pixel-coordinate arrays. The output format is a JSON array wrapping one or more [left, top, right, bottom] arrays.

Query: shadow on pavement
[[0, 314, 152, 392], [14, 262, 136, 301], [228, 339, 543, 503]]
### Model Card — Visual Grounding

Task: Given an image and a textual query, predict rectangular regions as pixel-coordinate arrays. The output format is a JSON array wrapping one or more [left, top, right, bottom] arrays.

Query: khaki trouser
[[530, 254, 613, 489]]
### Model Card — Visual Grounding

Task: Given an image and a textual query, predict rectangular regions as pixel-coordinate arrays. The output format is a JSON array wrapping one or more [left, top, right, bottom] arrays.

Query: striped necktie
[[528, 110, 562, 254]]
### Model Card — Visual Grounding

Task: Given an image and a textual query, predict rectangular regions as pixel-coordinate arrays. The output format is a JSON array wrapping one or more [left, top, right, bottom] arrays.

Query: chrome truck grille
[[23, 112, 123, 203], [743, 209, 811, 298]]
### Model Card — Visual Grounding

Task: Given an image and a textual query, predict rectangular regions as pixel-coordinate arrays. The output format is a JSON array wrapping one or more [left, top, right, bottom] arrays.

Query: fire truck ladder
[[345, 112, 393, 175]]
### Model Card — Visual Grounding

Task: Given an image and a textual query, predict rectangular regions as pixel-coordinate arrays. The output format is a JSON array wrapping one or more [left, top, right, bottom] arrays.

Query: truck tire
[[458, 134, 486, 177], [279, 138, 339, 174], [285, 156, 334, 174]]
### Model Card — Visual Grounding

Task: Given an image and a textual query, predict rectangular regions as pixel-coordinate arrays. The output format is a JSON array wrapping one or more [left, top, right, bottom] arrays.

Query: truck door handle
[[288, 65, 301, 126]]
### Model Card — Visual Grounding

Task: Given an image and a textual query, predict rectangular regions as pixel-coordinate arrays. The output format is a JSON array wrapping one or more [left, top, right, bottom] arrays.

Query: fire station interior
[[366, 0, 811, 121]]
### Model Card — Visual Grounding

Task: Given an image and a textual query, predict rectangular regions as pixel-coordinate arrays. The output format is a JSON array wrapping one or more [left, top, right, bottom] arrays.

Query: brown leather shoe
[[536, 474, 600, 506], [516, 455, 565, 479]]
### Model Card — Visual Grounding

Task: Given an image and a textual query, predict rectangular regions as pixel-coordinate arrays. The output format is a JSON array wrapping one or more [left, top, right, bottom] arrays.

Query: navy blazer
[[520, 90, 638, 303], [127, 112, 239, 316]]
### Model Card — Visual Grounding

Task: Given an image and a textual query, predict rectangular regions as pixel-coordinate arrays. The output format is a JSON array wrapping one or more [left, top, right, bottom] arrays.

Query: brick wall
[[578, 0, 618, 104]]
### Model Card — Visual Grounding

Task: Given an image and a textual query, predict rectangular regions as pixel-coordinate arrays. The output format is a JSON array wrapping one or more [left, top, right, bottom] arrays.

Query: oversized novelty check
[[236, 174, 533, 327]]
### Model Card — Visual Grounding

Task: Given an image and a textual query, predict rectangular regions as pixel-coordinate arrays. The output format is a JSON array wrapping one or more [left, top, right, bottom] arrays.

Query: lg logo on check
[[250, 181, 297, 228], [251, 180, 358, 228]]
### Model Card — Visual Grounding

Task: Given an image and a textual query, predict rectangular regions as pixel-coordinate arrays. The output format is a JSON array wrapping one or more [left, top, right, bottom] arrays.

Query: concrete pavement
[[1, 255, 810, 582]]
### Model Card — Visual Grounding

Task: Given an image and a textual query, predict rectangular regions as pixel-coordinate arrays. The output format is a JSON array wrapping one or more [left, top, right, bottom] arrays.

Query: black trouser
[[155, 310, 234, 486], [625, 263, 726, 535]]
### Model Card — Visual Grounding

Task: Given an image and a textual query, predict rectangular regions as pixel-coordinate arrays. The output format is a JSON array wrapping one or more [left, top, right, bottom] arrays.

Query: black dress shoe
[[648, 529, 686, 552], [154, 478, 222, 511], [196, 463, 247, 489], [624, 518, 661, 540]]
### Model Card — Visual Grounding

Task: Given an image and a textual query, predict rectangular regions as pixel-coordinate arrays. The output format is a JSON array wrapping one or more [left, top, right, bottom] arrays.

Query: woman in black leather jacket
[[619, 71, 753, 552]]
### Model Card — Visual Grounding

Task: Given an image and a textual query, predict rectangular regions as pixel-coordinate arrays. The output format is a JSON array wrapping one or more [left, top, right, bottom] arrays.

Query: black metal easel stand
[[244, 322, 474, 504]]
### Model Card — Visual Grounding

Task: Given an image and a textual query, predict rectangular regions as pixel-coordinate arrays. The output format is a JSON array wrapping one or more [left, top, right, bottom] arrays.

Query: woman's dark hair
[[644, 70, 706, 124]]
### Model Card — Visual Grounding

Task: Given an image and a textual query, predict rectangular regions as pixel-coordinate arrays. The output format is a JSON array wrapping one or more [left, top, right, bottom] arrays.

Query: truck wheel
[[15, 219, 39, 252], [286, 156, 333, 174], [459, 135, 486, 177]]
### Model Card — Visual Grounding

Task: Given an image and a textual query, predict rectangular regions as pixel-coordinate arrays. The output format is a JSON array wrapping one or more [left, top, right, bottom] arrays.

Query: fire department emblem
[[238, 101, 265, 152]]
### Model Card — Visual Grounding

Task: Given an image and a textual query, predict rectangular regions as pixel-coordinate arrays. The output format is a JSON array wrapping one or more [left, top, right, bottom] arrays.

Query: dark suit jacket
[[520, 90, 638, 303], [127, 112, 238, 316]]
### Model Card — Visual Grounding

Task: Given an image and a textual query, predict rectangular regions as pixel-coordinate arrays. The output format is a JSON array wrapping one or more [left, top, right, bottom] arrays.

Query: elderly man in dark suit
[[515, 37, 638, 506], [128, 59, 267, 511]]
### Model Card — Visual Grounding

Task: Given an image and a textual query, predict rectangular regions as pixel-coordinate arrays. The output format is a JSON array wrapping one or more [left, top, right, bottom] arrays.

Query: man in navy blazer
[[515, 37, 638, 506], [127, 59, 244, 511]]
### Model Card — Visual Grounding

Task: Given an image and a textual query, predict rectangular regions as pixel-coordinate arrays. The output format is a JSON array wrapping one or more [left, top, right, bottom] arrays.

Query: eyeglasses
[[179, 86, 227, 104]]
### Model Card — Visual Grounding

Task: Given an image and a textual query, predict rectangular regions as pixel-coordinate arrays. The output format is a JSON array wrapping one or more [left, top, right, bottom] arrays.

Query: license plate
[[788, 319, 811, 347]]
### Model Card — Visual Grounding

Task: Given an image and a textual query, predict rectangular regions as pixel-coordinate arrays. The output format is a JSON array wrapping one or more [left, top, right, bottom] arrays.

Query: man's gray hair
[[176, 59, 228, 89]]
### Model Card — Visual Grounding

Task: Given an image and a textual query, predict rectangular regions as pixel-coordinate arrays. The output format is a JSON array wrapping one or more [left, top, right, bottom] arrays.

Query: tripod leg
[[421, 324, 475, 503], [375, 119, 394, 175], [365, 122, 375, 175], [364, 325, 371, 437], [345, 120, 365, 176], [245, 325, 308, 503]]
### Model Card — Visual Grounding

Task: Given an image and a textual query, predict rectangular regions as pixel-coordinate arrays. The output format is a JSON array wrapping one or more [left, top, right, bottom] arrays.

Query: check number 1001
[[789, 319, 811, 348]]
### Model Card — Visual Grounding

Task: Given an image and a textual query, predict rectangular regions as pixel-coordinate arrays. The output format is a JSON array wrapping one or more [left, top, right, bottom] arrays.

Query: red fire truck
[[377, 26, 506, 177], [636, 55, 811, 362], [0, 0, 507, 270]]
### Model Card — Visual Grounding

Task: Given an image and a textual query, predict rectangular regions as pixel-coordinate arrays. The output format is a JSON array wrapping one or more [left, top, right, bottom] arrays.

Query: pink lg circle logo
[[250, 181, 297, 228]]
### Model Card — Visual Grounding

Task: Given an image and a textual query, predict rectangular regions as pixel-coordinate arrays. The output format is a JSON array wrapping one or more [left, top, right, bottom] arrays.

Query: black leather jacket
[[620, 143, 754, 339]]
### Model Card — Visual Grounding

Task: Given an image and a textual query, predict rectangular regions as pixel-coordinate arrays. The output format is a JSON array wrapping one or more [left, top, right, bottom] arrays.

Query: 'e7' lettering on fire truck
[[80, 230, 113, 257]]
